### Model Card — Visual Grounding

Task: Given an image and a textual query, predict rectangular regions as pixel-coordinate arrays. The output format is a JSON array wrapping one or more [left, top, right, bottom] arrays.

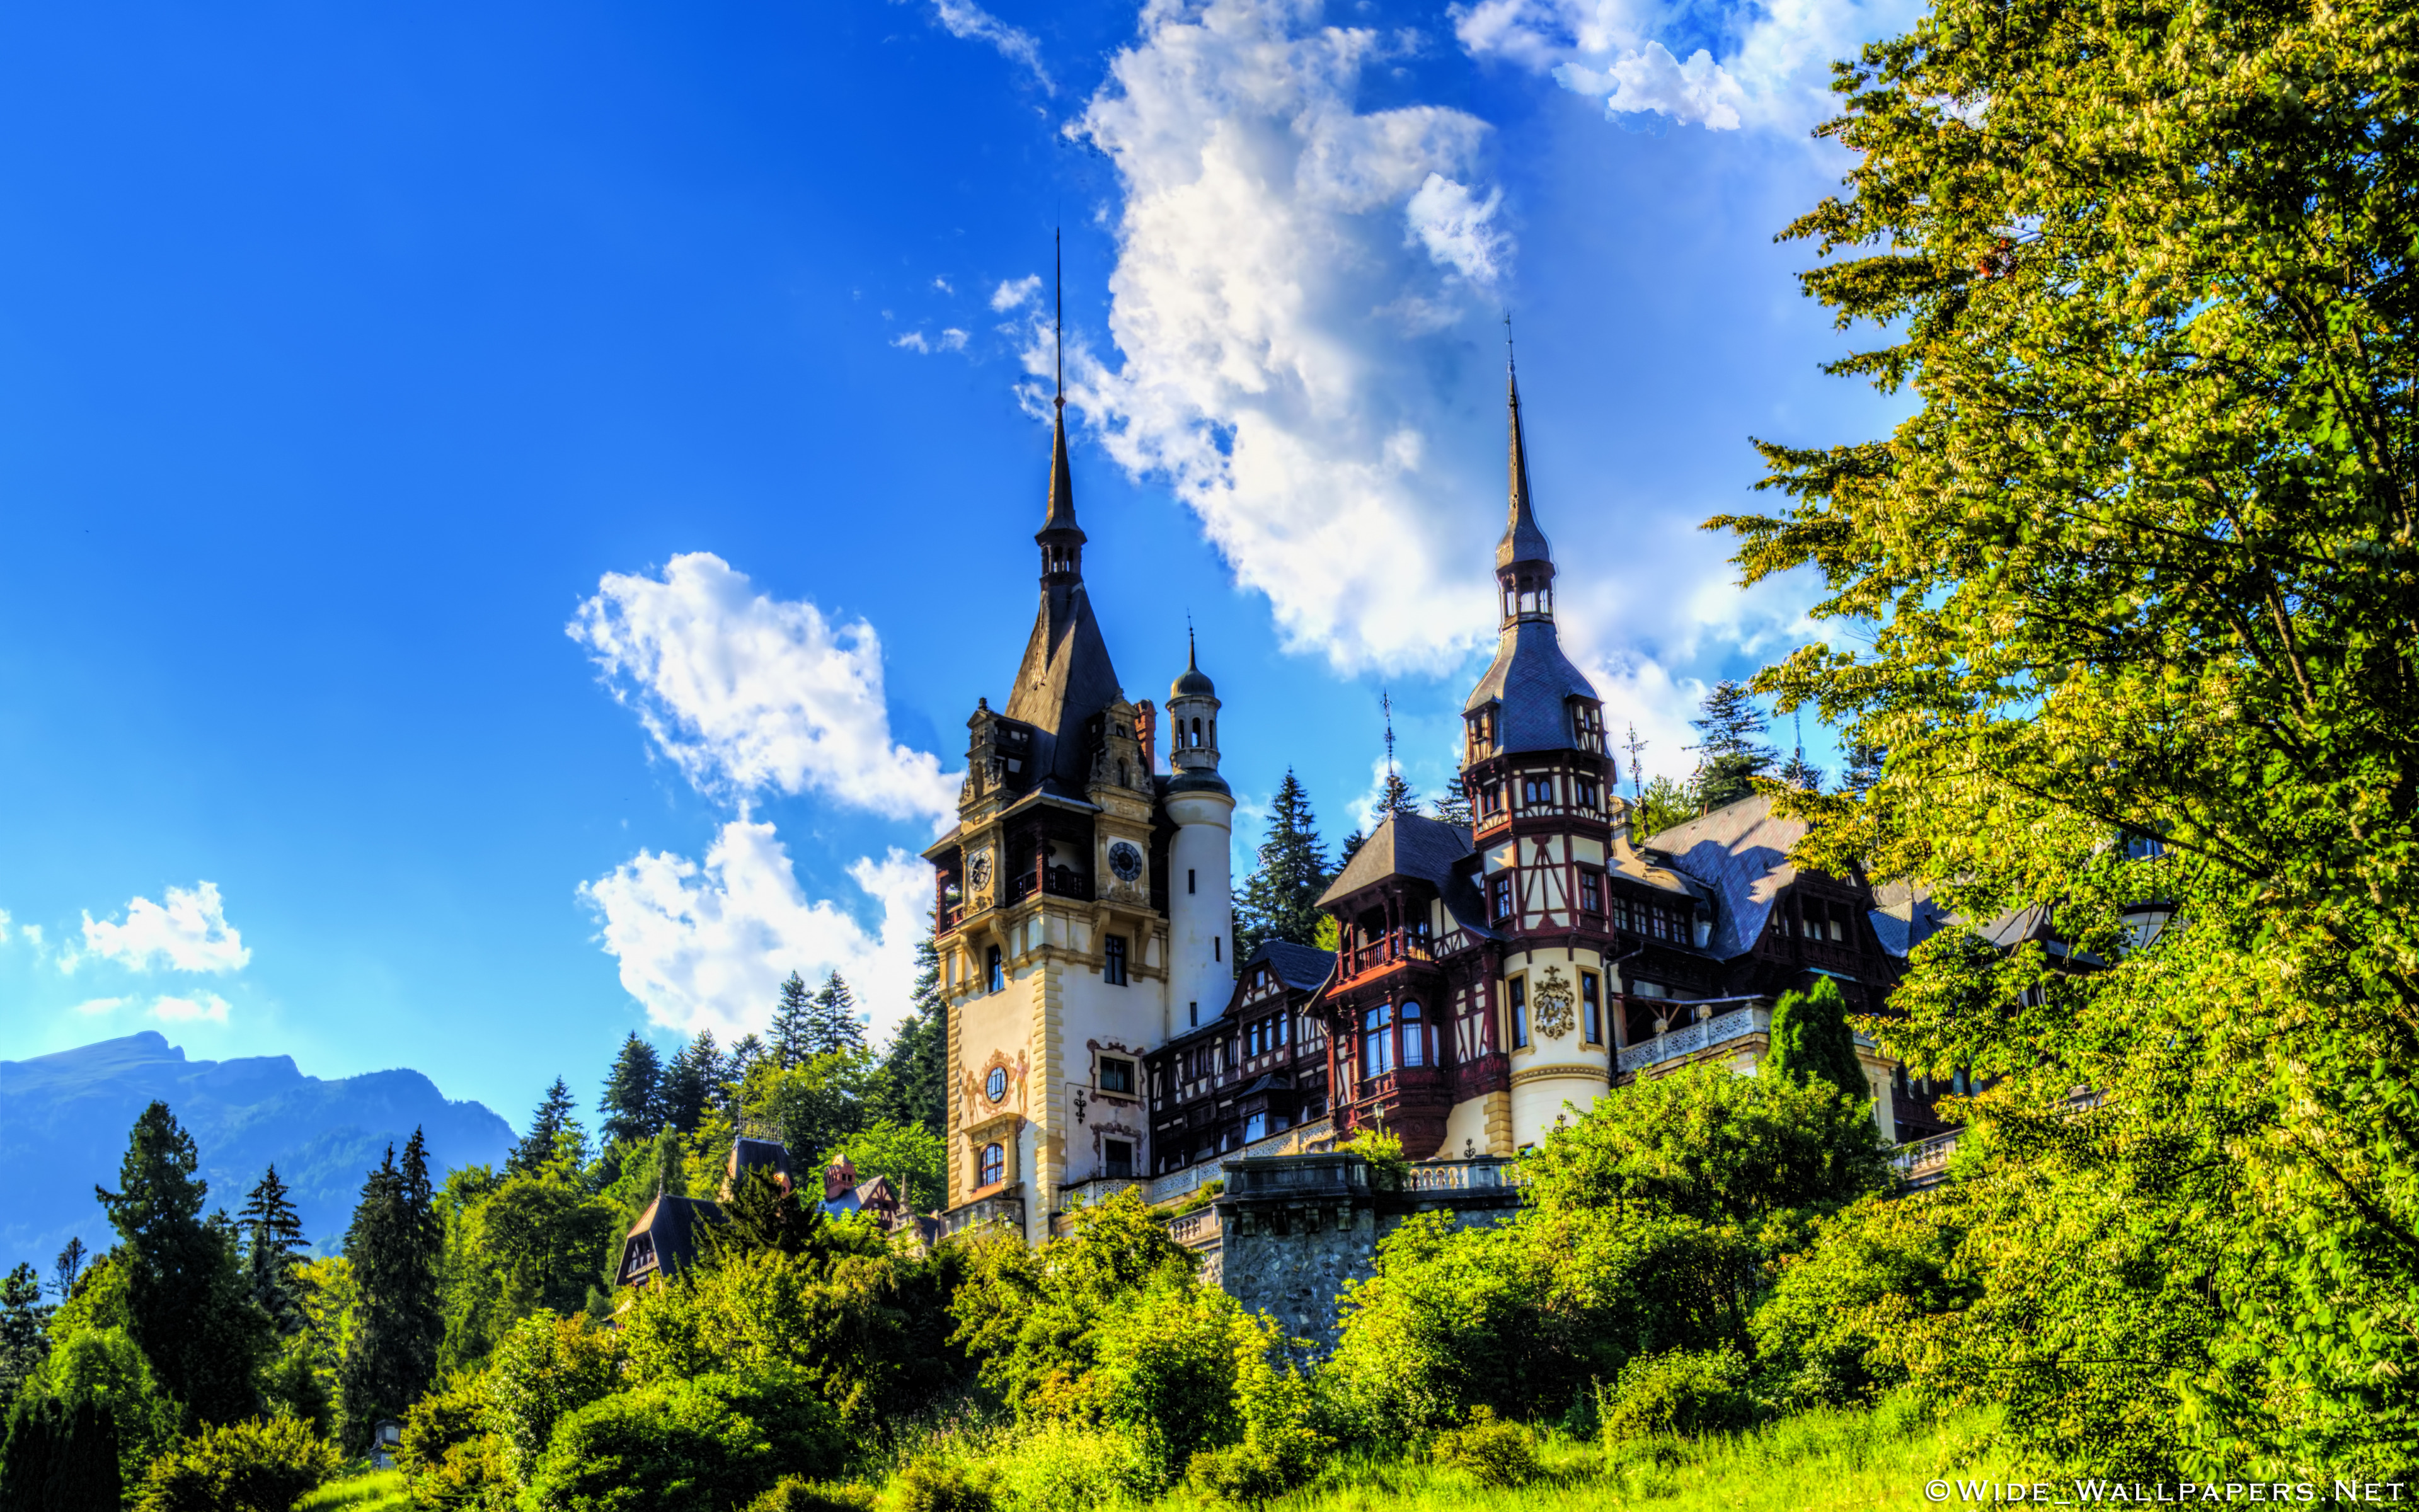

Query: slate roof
[[1256, 939, 1335, 992], [1643, 792, 1810, 960], [616, 1192, 723, 1288], [1461, 620, 1602, 752], [1498, 369, 1552, 570], [1315, 813, 1496, 939], [1005, 411, 1122, 795]]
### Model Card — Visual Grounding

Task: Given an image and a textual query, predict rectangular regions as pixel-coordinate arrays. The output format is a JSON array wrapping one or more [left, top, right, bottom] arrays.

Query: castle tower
[[1164, 631, 1234, 1031]]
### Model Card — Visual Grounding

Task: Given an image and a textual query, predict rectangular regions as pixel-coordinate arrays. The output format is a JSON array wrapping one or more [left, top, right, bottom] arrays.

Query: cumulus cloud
[[897, 0, 1055, 93], [581, 821, 932, 1041], [1062, 0, 1516, 675], [992, 275, 1042, 312], [569, 553, 961, 826], [74, 882, 250, 975], [1456, 0, 1923, 131], [73, 996, 127, 1016], [152, 992, 231, 1024], [893, 329, 972, 355]]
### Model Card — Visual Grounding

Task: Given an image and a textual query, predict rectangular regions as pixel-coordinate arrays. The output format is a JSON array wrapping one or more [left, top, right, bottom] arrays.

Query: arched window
[[1363, 1003, 1393, 1077], [1401, 1000, 1425, 1067], [1192, 716, 1204, 743], [978, 1143, 1004, 1189]]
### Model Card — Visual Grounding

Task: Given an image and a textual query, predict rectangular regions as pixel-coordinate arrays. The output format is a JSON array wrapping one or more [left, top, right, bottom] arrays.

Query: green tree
[[339, 1130, 444, 1448], [1761, 976, 1870, 1112], [771, 972, 815, 1069], [869, 931, 947, 1137], [808, 973, 866, 1058], [821, 1118, 948, 1213], [1718, 0, 2419, 1469], [0, 1396, 120, 1512], [1233, 770, 1331, 957], [597, 1033, 663, 1149], [508, 1077, 585, 1176], [1632, 774, 1693, 840], [1841, 739, 1885, 797], [1686, 680, 1774, 811], [1376, 770, 1418, 820], [1428, 773, 1474, 830], [238, 1166, 309, 1337], [134, 1410, 340, 1512], [0, 1264, 47, 1408], [93, 1102, 265, 1425], [657, 1031, 722, 1135]]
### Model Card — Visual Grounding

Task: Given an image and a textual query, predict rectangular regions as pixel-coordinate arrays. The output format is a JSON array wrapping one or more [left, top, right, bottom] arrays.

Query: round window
[[985, 1066, 1008, 1103], [1108, 841, 1143, 882]]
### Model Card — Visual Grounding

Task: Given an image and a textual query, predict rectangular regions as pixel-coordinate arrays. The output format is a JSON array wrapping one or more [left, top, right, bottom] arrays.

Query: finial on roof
[[1055, 227, 1065, 412], [1039, 229, 1083, 551], [1498, 338, 1551, 571], [1382, 688, 1396, 776], [1173, 619, 1214, 697]]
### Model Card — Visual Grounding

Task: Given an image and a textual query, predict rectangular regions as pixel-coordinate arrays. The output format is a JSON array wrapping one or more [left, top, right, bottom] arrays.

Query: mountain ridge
[[0, 1031, 516, 1271]]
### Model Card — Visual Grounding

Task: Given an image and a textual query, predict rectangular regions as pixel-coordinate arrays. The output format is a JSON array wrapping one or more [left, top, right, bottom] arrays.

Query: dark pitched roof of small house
[[1255, 940, 1335, 992], [1317, 812, 1496, 941], [616, 1192, 723, 1288]]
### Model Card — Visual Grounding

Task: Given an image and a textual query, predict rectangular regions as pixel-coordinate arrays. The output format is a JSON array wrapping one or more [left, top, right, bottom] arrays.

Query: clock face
[[985, 1067, 1008, 1103], [967, 851, 992, 891], [1107, 841, 1143, 882]]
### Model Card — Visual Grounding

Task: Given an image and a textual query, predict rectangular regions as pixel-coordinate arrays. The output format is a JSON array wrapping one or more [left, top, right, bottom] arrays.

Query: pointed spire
[[1498, 333, 1551, 571], [1039, 229, 1084, 556]]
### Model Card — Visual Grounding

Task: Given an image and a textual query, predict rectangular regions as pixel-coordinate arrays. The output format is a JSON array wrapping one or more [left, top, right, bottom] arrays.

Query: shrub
[[744, 1477, 878, 1512], [0, 1395, 121, 1512], [893, 1458, 994, 1512], [1602, 1346, 1759, 1441], [394, 1372, 509, 1511], [519, 1370, 842, 1512], [1185, 1443, 1290, 1507], [135, 1411, 343, 1512], [1338, 1130, 1408, 1191], [1429, 1407, 1541, 1487], [483, 1312, 626, 1482]]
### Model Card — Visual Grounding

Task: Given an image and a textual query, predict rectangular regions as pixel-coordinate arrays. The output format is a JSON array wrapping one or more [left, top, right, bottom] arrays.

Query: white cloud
[[1456, 0, 1924, 132], [568, 553, 961, 826], [898, 0, 1055, 93], [893, 331, 933, 353], [992, 275, 1042, 311], [20, 922, 41, 948], [938, 328, 970, 352], [152, 992, 231, 1024], [895, 328, 971, 355], [934, 276, 955, 294], [74, 882, 251, 975], [0, 907, 10, 944], [580, 821, 931, 1041], [72, 996, 126, 1016], [1062, 0, 1514, 675]]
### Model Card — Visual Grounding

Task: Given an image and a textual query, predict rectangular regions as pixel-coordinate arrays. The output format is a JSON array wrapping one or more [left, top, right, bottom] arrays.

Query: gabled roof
[[1253, 939, 1335, 992], [1644, 792, 1808, 959], [618, 1192, 723, 1287], [1318, 811, 1473, 908], [1461, 621, 1602, 750], [1004, 587, 1122, 796]]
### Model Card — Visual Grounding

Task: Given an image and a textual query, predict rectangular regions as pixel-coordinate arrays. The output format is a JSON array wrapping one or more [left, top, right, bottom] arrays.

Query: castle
[[922, 371, 1914, 1242]]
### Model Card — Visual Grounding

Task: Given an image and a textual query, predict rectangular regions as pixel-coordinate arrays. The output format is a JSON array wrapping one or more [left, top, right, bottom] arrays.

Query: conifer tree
[[1338, 829, 1367, 866], [1687, 680, 1777, 811], [1634, 774, 1694, 840], [1429, 773, 1474, 830], [771, 971, 814, 1068], [238, 1164, 309, 1336], [1377, 769, 1420, 818], [93, 1101, 263, 1424], [340, 1130, 443, 1449], [725, 1033, 767, 1091], [1234, 770, 1332, 957], [507, 1077, 583, 1175], [655, 1031, 720, 1135], [0, 1264, 47, 1408], [1842, 739, 1886, 797], [47, 1238, 85, 1304], [1762, 977, 1870, 1112], [597, 1033, 662, 1149], [0, 1397, 120, 1512], [1776, 749, 1825, 791], [873, 931, 947, 1135], [808, 973, 866, 1057]]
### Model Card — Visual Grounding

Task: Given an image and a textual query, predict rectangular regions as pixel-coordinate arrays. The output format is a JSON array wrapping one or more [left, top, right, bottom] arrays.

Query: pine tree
[[238, 1165, 309, 1336], [771, 971, 814, 1068], [339, 1130, 444, 1451], [507, 1077, 583, 1175], [808, 973, 866, 1057], [655, 1033, 718, 1135], [1687, 680, 1778, 811], [1338, 829, 1368, 866], [872, 931, 948, 1137], [1762, 976, 1871, 1111], [725, 1033, 767, 1091], [1776, 750, 1825, 791], [48, 1239, 85, 1304], [0, 1396, 120, 1512], [597, 1033, 662, 1150], [1377, 769, 1420, 818], [0, 1264, 47, 1409], [93, 1101, 264, 1424], [1633, 774, 1695, 840], [1234, 770, 1332, 958], [1842, 739, 1887, 796], [1429, 773, 1474, 830]]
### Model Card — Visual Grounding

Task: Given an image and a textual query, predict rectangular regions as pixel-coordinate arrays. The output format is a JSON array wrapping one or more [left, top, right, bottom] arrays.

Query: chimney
[[1134, 701, 1158, 772]]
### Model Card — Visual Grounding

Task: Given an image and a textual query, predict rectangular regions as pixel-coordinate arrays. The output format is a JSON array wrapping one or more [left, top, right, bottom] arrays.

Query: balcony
[[1616, 1002, 1878, 1075], [936, 1186, 1025, 1239], [1888, 1130, 1960, 1190], [1338, 931, 1436, 983], [1143, 1117, 1336, 1205], [1403, 1157, 1525, 1195]]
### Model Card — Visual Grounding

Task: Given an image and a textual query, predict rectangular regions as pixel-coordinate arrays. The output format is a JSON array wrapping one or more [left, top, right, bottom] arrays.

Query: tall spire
[[1039, 229, 1083, 565], [1498, 333, 1550, 571]]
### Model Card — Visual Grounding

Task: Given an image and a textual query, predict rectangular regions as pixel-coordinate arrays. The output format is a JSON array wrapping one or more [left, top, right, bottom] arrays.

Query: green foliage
[[509, 1079, 589, 1177], [773, 973, 816, 1070], [1686, 680, 1774, 811], [1233, 769, 1332, 957], [1749, 1190, 1971, 1411], [1760, 978, 1869, 1114], [809, 973, 868, 1058], [16, 1322, 183, 1489], [1720, 0, 2419, 1472], [340, 1131, 444, 1448], [94, 1101, 270, 1424], [821, 1118, 947, 1214], [892, 1458, 994, 1512], [519, 1371, 841, 1512], [134, 1411, 342, 1512], [294, 1470, 410, 1512], [657, 1031, 723, 1137], [983, 1423, 1163, 1512], [599, 1034, 665, 1150], [0, 1395, 120, 1512], [1602, 1346, 1757, 1442], [0, 1263, 49, 1407], [1429, 1409, 1540, 1488], [866, 932, 948, 1138], [1337, 1130, 1407, 1191], [1632, 774, 1693, 841], [394, 1371, 510, 1512], [239, 1166, 311, 1338], [434, 1155, 621, 1375], [482, 1311, 626, 1482], [737, 1055, 873, 1185], [744, 1477, 878, 1512]]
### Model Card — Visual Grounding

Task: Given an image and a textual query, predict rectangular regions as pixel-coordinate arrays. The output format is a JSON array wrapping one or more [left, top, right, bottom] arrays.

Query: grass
[[297, 1468, 411, 1512]]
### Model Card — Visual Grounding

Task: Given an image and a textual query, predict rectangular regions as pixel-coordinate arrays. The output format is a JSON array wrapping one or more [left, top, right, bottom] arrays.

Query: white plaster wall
[[1510, 1074, 1612, 1148], [1165, 790, 1234, 1030], [1442, 1096, 1497, 1160], [1053, 957, 1164, 1187]]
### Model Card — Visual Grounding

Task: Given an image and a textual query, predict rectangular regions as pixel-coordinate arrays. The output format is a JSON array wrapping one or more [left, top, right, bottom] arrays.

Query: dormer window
[[1466, 706, 1500, 760], [1570, 701, 1605, 753]]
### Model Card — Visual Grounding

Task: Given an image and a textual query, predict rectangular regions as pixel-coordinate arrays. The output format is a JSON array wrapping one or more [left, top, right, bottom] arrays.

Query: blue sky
[[0, 0, 1914, 1126]]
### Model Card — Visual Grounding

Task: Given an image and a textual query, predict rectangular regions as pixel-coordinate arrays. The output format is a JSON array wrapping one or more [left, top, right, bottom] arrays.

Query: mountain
[[0, 1031, 515, 1271]]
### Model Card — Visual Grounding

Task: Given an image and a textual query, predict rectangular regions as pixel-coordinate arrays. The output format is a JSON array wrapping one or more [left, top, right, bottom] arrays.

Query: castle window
[[1099, 1055, 1135, 1095], [1491, 874, 1514, 922], [1244, 1112, 1267, 1142], [1521, 775, 1554, 806], [1275, 1013, 1288, 1048], [1103, 1140, 1134, 1178], [986, 945, 1004, 994], [978, 1143, 1004, 1189], [1581, 971, 1601, 1043], [1579, 869, 1603, 915], [1401, 1000, 1425, 1067], [1576, 778, 1599, 810], [1104, 935, 1129, 985], [1363, 1003, 1393, 1077], [1214, 934, 1222, 962], [1571, 701, 1605, 752], [1509, 977, 1529, 1049], [1188, 868, 1197, 895]]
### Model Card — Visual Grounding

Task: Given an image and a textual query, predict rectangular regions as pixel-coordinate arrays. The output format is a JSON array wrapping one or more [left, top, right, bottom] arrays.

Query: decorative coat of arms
[[1532, 965, 1577, 1039]]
